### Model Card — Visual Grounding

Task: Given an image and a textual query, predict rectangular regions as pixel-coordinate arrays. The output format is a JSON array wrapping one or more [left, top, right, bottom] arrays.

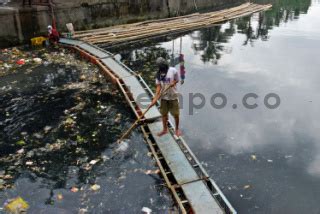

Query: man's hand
[[173, 80, 179, 86], [150, 84, 162, 107], [150, 97, 158, 106], [150, 82, 176, 107]]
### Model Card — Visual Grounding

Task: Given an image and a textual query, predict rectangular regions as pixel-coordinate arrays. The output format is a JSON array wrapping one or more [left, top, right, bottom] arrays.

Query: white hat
[[48, 25, 52, 29], [156, 57, 168, 66]]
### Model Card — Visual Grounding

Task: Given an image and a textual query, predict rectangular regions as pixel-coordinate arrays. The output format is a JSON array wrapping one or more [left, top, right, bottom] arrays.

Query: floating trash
[[16, 140, 26, 146], [33, 133, 43, 139], [76, 135, 85, 143], [33, 58, 42, 64], [16, 149, 24, 154], [43, 61, 50, 66], [79, 75, 86, 81], [142, 207, 152, 214], [3, 63, 11, 69], [4, 197, 29, 213], [20, 132, 28, 136], [89, 159, 99, 165], [71, 187, 79, 193], [16, 59, 25, 65], [43, 126, 52, 133], [102, 155, 110, 161], [114, 113, 122, 123], [25, 161, 33, 166], [145, 169, 160, 175], [90, 184, 101, 191], [79, 208, 88, 214], [0, 45, 173, 213], [243, 185, 251, 190], [116, 140, 129, 152], [57, 193, 63, 200], [3, 175, 13, 180]]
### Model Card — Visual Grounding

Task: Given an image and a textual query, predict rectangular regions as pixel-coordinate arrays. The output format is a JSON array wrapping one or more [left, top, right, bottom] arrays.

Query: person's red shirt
[[49, 28, 60, 42]]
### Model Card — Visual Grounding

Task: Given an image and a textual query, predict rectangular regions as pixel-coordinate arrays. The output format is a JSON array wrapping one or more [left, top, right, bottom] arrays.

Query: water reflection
[[113, 0, 320, 213], [190, 25, 231, 64], [193, 0, 312, 63], [114, 0, 313, 67]]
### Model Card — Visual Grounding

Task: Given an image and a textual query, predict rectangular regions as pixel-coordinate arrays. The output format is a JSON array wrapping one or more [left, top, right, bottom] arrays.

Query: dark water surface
[[0, 51, 173, 213], [112, 0, 320, 213]]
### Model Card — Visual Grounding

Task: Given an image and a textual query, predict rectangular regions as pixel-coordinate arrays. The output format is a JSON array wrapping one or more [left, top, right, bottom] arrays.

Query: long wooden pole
[[117, 83, 175, 143], [117, 104, 153, 143]]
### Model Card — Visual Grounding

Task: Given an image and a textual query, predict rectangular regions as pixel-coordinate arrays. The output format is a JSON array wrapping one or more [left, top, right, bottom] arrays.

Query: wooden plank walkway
[[148, 122, 201, 185], [148, 121, 224, 213], [59, 38, 161, 121], [73, 2, 272, 46], [183, 181, 223, 214]]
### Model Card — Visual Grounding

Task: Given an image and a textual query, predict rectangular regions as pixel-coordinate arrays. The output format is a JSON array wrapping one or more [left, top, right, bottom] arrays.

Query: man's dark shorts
[[160, 99, 180, 117]]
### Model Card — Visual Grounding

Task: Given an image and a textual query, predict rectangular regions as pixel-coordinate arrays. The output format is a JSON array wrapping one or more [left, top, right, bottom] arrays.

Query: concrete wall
[[0, 0, 243, 47], [53, 0, 169, 31], [168, 0, 244, 15]]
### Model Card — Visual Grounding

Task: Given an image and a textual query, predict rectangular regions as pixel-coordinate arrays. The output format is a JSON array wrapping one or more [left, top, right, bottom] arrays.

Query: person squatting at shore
[[48, 25, 60, 44]]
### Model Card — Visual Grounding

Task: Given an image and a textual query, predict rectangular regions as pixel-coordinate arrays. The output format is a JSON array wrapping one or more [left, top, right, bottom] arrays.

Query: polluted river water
[[109, 0, 320, 213], [0, 0, 319, 213], [0, 48, 173, 213]]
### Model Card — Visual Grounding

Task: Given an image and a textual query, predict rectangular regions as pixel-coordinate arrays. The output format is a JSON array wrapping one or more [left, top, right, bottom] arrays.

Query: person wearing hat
[[48, 25, 60, 44], [151, 57, 182, 137]]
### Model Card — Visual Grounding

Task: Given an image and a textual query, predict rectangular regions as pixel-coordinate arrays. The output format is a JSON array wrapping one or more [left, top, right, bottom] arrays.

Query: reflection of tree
[[119, 46, 170, 88], [255, 0, 311, 26], [190, 0, 312, 63], [115, 0, 312, 66], [237, 0, 312, 44], [235, 14, 269, 46], [190, 24, 235, 64]]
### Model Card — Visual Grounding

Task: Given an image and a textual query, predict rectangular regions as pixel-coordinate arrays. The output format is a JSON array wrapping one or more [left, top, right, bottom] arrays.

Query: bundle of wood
[[74, 3, 272, 45]]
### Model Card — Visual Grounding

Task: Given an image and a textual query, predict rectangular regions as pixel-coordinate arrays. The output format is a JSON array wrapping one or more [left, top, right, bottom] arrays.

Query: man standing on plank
[[151, 57, 182, 137]]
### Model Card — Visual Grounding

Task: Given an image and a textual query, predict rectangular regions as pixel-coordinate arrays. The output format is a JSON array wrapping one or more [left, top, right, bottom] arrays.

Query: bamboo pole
[[85, 6, 255, 42], [73, 3, 272, 45], [77, 5, 264, 42], [87, 6, 270, 44], [74, 3, 255, 39]]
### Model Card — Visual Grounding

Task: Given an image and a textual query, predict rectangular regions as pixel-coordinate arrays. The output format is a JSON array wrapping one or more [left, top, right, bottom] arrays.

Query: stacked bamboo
[[74, 3, 272, 46]]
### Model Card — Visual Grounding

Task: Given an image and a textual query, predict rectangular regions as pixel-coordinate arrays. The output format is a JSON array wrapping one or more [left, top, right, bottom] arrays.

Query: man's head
[[156, 57, 168, 67], [48, 25, 53, 33], [156, 57, 169, 81]]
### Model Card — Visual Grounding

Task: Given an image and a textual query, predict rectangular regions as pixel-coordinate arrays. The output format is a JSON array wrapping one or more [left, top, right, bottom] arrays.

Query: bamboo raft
[[74, 3, 272, 46]]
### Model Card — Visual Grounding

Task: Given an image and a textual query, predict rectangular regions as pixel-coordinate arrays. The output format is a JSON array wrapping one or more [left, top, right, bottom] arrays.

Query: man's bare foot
[[175, 129, 182, 137], [157, 130, 168, 137]]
